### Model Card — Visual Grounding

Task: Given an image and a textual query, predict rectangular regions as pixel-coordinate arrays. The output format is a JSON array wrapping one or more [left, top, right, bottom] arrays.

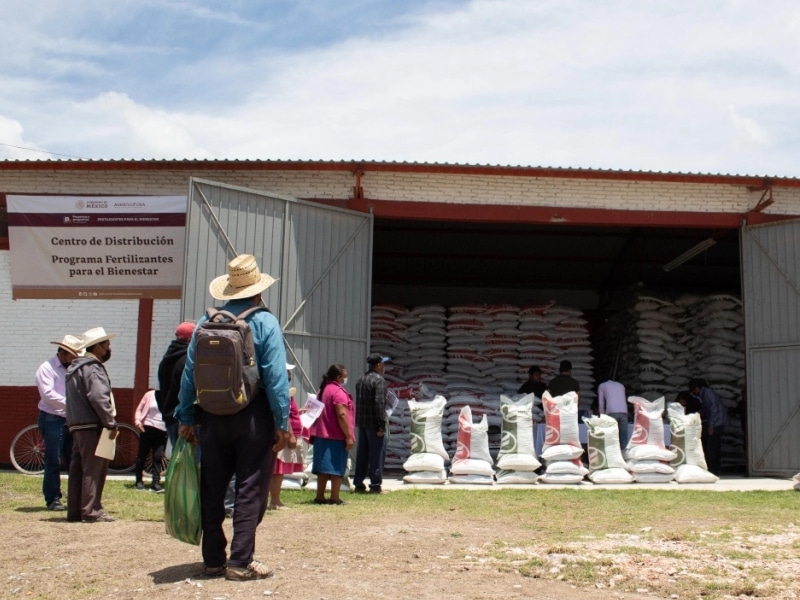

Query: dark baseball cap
[[366, 353, 391, 365]]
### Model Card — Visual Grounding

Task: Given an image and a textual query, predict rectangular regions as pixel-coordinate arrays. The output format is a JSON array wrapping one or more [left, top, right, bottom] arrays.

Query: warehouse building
[[1, 160, 798, 476]]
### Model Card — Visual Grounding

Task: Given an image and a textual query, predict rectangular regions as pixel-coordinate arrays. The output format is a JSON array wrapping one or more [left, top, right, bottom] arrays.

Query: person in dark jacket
[[65, 327, 118, 523], [547, 360, 581, 400], [157, 321, 194, 447], [353, 353, 390, 494]]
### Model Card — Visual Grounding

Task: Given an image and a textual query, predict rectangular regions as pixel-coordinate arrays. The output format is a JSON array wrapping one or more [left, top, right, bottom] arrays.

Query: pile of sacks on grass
[[624, 396, 678, 483], [448, 405, 495, 484], [539, 391, 588, 484], [667, 402, 718, 483], [399, 391, 717, 486], [495, 394, 541, 484], [584, 414, 633, 484], [402, 396, 450, 484]]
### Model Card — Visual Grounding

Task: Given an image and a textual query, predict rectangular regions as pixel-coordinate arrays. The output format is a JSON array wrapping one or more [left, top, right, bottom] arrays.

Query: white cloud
[[1, 0, 799, 176], [0, 117, 49, 160], [728, 105, 769, 146]]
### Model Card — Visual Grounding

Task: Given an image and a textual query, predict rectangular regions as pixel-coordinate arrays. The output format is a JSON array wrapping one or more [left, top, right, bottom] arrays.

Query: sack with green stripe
[[164, 437, 202, 545]]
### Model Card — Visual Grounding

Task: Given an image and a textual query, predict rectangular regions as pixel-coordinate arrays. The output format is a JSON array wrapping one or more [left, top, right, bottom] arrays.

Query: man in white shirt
[[597, 379, 629, 450], [35, 335, 84, 511]]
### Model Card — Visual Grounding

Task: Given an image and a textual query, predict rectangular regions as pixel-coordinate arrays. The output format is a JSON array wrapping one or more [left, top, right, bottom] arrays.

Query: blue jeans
[[607, 412, 630, 451], [37, 411, 72, 505], [353, 426, 386, 491]]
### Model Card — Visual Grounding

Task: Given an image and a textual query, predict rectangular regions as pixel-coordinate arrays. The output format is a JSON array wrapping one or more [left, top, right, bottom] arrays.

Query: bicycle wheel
[[10, 424, 46, 475], [108, 423, 140, 474], [145, 454, 170, 479]]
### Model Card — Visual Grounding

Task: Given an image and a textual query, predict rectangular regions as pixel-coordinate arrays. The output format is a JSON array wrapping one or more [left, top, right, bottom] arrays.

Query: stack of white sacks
[[624, 396, 677, 483], [667, 402, 718, 483], [539, 391, 588, 484], [371, 301, 597, 465], [402, 396, 450, 484], [583, 414, 633, 484], [448, 405, 495, 485], [495, 394, 541, 484]]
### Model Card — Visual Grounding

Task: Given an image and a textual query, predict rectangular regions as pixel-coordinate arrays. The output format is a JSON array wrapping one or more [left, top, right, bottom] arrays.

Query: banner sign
[[8, 195, 187, 300]]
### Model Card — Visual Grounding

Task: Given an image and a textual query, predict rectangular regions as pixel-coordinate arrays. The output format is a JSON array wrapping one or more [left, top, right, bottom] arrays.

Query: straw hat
[[81, 327, 116, 348], [208, 254, 277, 301], [51, 334, 85, 357]]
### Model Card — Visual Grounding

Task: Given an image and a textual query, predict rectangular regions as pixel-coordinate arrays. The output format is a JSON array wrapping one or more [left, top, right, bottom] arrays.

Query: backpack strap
[[205, 308, 239, 323], [235, 306, 266, 321]]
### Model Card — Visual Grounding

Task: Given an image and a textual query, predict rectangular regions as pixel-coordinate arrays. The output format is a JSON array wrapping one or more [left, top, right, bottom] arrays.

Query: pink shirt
[[288, 397, 302, 436], [134, 390, 166, 431], [311, 382, 354, 441]]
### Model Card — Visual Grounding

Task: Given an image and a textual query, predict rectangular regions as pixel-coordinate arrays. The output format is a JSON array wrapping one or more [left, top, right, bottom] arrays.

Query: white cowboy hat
[[208, 254, 278, 301], [80, 327, 116, 348], [51, 334, 85, 357]]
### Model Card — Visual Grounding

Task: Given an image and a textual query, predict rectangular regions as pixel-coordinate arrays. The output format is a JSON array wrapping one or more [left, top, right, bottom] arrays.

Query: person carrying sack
[[174, 254, 291, 581]]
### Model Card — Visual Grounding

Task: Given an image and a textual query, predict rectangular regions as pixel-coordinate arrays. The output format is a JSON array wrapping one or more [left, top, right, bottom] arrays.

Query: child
[[133, 389, 167, 493], [268, 363, 305, 509]]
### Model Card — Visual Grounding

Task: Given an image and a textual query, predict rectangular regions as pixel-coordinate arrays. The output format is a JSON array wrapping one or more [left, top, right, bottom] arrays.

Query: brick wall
[[3, 386, 135, 469], [2, 166, 799, 214]]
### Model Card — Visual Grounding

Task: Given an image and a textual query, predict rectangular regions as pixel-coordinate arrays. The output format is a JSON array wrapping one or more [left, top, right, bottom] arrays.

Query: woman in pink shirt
[[309, 364, 355, 505]]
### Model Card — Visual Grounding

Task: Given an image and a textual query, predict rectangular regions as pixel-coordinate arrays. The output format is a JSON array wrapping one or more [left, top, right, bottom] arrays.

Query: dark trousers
[[198, 399, 275, 569], [134, 426, 167, 484], [702, 425, 725, 475], [353, 426, 386, 490], [38, 411, 72, 505], [67, 429, 109, 522]]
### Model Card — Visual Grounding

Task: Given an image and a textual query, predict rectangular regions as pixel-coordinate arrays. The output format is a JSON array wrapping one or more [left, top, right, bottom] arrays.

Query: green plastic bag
[[164, 437, 202, 545]]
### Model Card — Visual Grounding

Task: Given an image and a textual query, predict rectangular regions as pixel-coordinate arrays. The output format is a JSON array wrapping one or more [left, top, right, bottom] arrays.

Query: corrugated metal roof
[[0, 158, 798, 185]]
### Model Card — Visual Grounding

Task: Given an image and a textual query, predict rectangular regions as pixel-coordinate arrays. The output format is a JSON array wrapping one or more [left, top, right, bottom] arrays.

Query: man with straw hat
[[65, 327, 118, 523], [35, 334, 84, 511], [175, 254, 291, 581]]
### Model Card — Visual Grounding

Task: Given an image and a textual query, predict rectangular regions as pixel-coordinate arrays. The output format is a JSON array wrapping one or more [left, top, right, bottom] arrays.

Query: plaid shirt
[[355, 370, 387, 428]]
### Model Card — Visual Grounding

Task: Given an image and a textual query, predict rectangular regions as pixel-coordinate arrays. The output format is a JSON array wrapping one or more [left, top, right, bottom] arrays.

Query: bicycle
[[9, 422, 167, 476]]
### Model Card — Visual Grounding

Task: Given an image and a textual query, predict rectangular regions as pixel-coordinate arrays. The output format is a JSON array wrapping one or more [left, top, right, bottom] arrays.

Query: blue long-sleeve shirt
[[174, 300, 290, 431], [696, 386, 728, 429]]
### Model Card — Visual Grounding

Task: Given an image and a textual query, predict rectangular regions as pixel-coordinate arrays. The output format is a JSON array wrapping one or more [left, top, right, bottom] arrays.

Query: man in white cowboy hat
[[35, 334, 85, 511], [175, 254, 291, 581], [65, 327, 119, 523]]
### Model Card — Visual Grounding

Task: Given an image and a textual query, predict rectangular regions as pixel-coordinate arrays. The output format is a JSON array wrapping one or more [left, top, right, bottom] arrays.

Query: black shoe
[[134, 481, 145, 491], [353, 485, 367, 493], [48, 500, 65, 511], [150, 483, 164, 494], [368, 487, 384, 494]]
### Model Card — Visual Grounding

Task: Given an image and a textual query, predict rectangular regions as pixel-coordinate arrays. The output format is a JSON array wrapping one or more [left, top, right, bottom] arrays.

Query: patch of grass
[[518, 556, 548, 578], [559, 559, 600, 584]]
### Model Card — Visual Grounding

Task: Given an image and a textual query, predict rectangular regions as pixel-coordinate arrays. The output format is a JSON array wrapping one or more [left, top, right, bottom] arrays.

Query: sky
[[1, 0, 799, 176]]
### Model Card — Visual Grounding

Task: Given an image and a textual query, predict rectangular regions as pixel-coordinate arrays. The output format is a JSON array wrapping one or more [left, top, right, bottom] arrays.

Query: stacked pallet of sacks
[[402, 396, 450, 484], [495, 394, 541, 484], [539, 392, 588, 484], [667, 402, 718, 483], [677, 293, 745, 469], [583, 414, 633, 484], [593, 292, 745, 470], [448, 406, 495, 484], [624, 396, 677, 483], [370, 301, 598, 467]]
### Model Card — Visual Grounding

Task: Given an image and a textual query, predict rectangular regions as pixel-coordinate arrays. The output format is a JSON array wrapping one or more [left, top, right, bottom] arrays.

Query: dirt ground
[[1, 502, 664, 600]]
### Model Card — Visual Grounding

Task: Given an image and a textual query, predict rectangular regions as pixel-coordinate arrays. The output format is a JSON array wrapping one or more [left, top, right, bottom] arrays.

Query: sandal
[[328, 499, 346, 505], [313, 497, 328, 505], [202, 564, 226, 578], [225, 560, 273, 581]]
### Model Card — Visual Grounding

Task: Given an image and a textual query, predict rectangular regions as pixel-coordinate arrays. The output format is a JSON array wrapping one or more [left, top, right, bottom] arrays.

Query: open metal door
[[181, 178, 373, 401], [741, 218, 800, 476]]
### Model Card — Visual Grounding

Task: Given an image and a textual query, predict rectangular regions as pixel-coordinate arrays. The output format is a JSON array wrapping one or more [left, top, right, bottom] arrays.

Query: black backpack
[[194, 306, 264, 415]]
